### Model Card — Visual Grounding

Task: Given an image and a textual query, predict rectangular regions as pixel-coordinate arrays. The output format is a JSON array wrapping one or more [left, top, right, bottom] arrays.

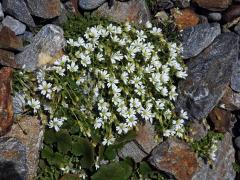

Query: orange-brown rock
[[172, 8, 200, 30], [0, 26, 23, 51], [223, 5, 240, 23], [193, 0, 232, 11], [0, 49, 19, 68], [0, 67, 13, 136], [149, 139, 198, 180], [208, 107, 233, 133]]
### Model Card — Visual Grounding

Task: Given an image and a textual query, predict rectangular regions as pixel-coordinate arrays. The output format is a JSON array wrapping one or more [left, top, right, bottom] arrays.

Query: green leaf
[[91, 161, 132, 180], [56, 130, 72, 154], [104, 145, 117, 160], [60, 174, 80, 180], [139, 162, 152, 177], [44, 130, 57, 144]]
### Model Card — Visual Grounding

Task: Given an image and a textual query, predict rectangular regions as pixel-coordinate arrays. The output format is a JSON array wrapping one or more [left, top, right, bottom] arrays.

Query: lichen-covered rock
[[16, 24, 65, 71], [192, 133, 235, 180], [5, 116, 44, 179], [176, 33, 239, 121], [0, 67, 13, 136], [2, 16, 26, 35], [181, 23, 221, 59], [135, 122, 158, 154], [2, 0, 35, 27], [0, 26, 23, 51], [172, 8, 200, 30], [93, 0, 150, 25], [118, 141, 147, 163], [25, 0, 61, 19], [149, 139, 198, 180], [0, 137, 27, 179], [192, 0, 232, 11], [79, 0, 106, 10]]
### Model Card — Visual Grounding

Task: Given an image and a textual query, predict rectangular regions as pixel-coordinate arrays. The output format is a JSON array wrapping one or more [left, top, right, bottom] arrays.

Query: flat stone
[[16, 24, 65, 71], [0, 49, 18, 68], [181, 23, 221, 59], [219, 86, 240, 111], [0, 67, 13, 136], [135, 121, 158, 154], [25, 0, 61, 19], [149, 138, 198, 180], [0, 3, 4, 21], [192, 0, 232, 11], [176, 33, 239, 121], [0, 26, 23, 51], [5, 116, 44, 179], [223, 5, 240, 23], [208, 13, 222, 21], [192, 133, 235, 180], [208, 107, 233, 133], [2, 16, 26, 35], [118, 141, 147, 163], [79, 0, 106, 10], [231, 51, 240, 92], [0, 137, 27, 179], [2, 0, 35, 27], [172, 0, 190, 8], [93, 0, 151, 25], [172, 8, 200, 30]]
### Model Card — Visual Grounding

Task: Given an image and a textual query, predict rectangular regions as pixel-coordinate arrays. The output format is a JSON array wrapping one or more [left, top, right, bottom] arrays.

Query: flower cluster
[[16, 21, 187, 146]]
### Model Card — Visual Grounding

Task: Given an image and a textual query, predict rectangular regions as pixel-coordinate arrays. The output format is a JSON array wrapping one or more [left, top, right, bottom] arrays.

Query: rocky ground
[[1, 0, 240, 179]]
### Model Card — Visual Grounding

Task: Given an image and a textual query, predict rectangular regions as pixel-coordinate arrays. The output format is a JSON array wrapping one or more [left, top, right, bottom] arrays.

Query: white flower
[[94, 117, 104, 129], [55, 66, 65, 76], [145, 21, 152, 29], [102, 136, 115, 146], [48, 117, 66, 132], [116, 123, 129, 134], [54, 55, 70, 66], [53, 85, 62, 92], [141, 107, 155, 123], [169, 86, 178, 101], [156, 99, 165, 110], [78, 53, 91, 67], [27, 98, 40, 113], [176, 70, 188, 79], [130, 98, 141, 109], [107, 77, 119, 88], [111, 51, 123, 64], [150, 27, 162, 35], [38, 81, 52, 96], [67, 62, 79, 72], [126, 116, 137, 128], [180, 110, 188, 119], [121, 71, 129, 84], [97, 53, 104, 61], [161, 86, 168, 97], [124, 22, 132, 32]]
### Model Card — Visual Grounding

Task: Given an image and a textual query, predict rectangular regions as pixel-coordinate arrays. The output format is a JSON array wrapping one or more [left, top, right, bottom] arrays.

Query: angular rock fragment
[[0, 26, 23, 51], [0, 3, 4, 21], [208, 107, 233, 133], [0, 49, 18, 68], [231, 52, 240, 92], [79, 0, 106, 10], [25, 0, 61, 19], [192, 133, 235, 180], [219, 86, 240, 111], [93, 0, 151, 25], [2, 16, 26, 35], [149, 139, 198, 180], [118, 141, 147, 163], [0, 137, 27, 179], [2, 0, 35, 27], [176, 33, 239, 121], [192, 0, 232, 11], [16, 24, 65, 71], [188, 121, 208, 141], [181, 23, 221, 59], [5, 116, 44, 179], [223, 5, 240, 23], [172, 8, 200, 30], [0, 67, 13, 136]]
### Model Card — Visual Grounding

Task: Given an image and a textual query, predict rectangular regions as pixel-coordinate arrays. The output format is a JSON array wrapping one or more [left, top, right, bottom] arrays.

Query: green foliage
[[91, 161, 133, 180], [233, 162, 240, 173]]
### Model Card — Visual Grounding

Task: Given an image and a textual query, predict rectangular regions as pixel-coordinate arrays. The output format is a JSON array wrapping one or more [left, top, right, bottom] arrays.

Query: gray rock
[[181, 23, 221, 59], [2, 16, 26, 35], [118, 141, 147, 163], [231, 52, 240, 92], [53, 3, 68, 25], [234, 24, 240, 35], [79, 0, 106, 10], [192, 133, 235, 180], [155, 0, 174, 10], [13, 93, 26, 116], [176, 33, 239, 121], [0, 137, 27, 179], [20, 31, 34, 43], [172, 0, 190, 8], [188, 121, 208, 141], [234, 136, 240, 149], [25, 0, 61, 19], [208, 13, 222, 21], [219, 86, 240, 111], [16, 24, 65, 71], [0, 3, 4, 21], [94, 0, 150, 25], [2, 0, 35, 27]]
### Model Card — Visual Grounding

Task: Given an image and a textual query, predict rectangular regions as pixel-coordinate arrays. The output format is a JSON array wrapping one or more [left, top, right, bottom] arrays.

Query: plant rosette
[[14, 20, 189, 178]]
